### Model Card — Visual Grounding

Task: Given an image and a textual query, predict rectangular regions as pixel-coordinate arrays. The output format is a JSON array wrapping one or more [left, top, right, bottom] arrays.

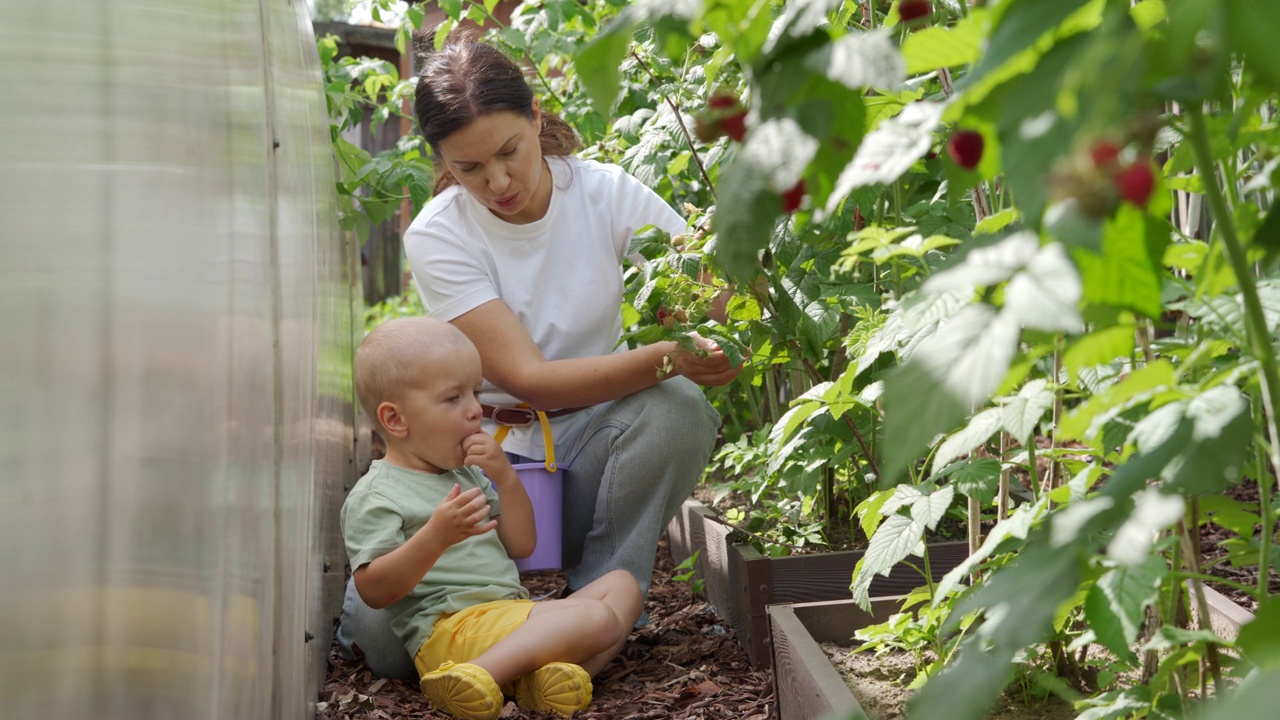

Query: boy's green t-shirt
[[340, 460, 529, 656]]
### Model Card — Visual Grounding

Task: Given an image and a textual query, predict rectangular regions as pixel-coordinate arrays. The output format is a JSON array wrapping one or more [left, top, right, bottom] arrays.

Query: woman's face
[[436, 104, 551, 225]]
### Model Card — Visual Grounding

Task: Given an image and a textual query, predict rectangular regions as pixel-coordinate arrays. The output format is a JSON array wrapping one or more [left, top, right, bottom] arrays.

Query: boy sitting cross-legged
[[342, 316, 643, 720]]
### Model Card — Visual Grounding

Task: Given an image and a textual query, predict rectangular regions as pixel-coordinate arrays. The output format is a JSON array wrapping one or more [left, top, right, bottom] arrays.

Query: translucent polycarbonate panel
[[0, 1, 356, 719]]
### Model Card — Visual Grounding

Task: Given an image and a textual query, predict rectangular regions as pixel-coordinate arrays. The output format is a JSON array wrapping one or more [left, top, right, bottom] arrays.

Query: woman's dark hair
[[414, 33, 580, 194]]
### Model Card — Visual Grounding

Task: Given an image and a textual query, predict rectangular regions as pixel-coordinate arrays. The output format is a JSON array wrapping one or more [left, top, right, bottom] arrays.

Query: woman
[[337, 35, 740, 678]]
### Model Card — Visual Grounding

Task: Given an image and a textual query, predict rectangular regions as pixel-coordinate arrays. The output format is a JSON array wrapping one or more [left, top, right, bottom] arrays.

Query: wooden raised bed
[[768, 597, 902, 720], [766, 584, 1258, 720], [665, 497, 969, 667]]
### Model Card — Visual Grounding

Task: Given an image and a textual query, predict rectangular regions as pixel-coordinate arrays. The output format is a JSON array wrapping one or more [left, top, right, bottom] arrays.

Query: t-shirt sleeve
[[610, 171, 688, 262], [341, 489, 407, 570], [406, 225, 499, 323]]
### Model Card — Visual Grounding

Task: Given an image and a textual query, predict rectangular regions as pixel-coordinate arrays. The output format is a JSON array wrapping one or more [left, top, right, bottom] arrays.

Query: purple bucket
[[512, 462, 563, 572]]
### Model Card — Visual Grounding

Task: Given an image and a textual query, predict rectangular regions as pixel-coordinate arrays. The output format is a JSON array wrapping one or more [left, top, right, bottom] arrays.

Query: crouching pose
[[342, 317, 642, 720]]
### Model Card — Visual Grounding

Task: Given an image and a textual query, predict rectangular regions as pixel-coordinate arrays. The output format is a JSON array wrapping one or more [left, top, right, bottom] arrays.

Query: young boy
[[342, 317, 643, 720]]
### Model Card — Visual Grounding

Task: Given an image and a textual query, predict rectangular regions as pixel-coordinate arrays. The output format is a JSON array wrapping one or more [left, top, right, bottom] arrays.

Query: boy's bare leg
[[468, 569, 643, 684]]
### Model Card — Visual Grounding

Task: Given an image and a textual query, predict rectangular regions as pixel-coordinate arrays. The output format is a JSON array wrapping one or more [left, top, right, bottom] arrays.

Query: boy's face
[[392, 342, 484, 474]]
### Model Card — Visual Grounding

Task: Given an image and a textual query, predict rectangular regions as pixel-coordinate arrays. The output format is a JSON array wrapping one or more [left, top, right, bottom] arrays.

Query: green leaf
[[964, 0, 1094, 92], [711, 159, 779, 281], [1063, 322, 1135, 384], [699, 326, 748, 368], [1226, 0, 1280, 94], [1199, 493, 1261, 538], [884, 305, 1020, 482], [987, 32, 1088, 225], [1194, 669, 1280, 720], [1074, 206, 1167, 320], [573, 21, 635, 117], [851, 512, 925, 609], [1252, 200, 1280, 263], [1059, 360, 1176, 441], [938, 458, 1001, 505], [1084, 556, 1166, 662], [1158, 386, 1253, 496], [769, 400, 823, 456], [973, 207, 1021, 236], [1239, 597, 1280, 670], [901, 10, 986, 74], [627, 225, 673, 260], [912, 536, 1083, 720]]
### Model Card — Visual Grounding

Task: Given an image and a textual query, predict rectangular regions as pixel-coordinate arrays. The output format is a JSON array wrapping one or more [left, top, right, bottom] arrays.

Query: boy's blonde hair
[[355, 316, 474, 433]]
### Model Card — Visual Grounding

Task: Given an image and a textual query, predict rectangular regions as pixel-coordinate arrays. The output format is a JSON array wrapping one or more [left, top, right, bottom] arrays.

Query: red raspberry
[[708, 93, 738, 110], [898, 0, 932, 25], [780, 181, 806, 213], [657, 307, 676, 329], [1114, 162, 1155, 208], [722, 111, 747, 142], [1089, 141, 1122, 169], [946, 130, 984, 170]]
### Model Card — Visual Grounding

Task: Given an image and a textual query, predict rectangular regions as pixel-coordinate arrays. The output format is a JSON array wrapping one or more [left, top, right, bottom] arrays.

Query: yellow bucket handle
[[492, 405, 557, 471]]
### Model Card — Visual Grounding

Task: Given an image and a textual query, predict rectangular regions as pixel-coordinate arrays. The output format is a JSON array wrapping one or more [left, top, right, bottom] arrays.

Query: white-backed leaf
[[924, 232, 1039, 293], [1000, 378, 1054, 445], [911, 484, 955, 530], [817, 28, 905, 91], [825, 101, 945, 212], [1084, 556, 1166, 661], [884, 304, 1020, 482], [931, 407, 1003, 474], [1005, 242, 1084, 332], [851, 513, 925, 607]]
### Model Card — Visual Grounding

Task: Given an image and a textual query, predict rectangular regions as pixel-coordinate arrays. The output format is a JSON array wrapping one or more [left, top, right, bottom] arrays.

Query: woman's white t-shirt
[[404, 156, 687, 458]]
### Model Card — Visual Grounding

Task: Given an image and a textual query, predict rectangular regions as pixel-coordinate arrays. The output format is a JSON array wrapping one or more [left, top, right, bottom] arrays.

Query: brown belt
[[481, 404, 587, 427]]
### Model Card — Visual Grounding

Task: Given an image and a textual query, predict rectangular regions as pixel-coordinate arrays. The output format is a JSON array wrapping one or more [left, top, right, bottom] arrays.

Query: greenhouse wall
[[0, 1, 357, 718]]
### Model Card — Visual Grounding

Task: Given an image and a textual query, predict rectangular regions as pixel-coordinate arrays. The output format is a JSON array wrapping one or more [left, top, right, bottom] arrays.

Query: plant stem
[[1188, 107, 1280, 497], [1253, 433, 1273, 601], [1176, 517, 1224, 694], [629, 50, 717, 199]]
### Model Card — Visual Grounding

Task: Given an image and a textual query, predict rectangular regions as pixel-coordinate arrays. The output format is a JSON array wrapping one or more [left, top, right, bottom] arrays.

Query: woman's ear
[[531, 97, 542, 130], [377, 401, 409, 440]]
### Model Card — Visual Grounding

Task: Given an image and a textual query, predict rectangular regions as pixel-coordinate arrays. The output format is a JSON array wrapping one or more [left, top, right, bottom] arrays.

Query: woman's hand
[[670, 333, 742, 387]]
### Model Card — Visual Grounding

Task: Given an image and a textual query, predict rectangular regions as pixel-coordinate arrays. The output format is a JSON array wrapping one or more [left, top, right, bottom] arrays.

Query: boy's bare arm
[[353, 483, 497, 608], [462, 432, 537, 559]]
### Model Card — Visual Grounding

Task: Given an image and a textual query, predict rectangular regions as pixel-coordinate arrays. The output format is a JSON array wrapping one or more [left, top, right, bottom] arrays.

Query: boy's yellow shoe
[[510, 662, 592, 716], [419, 661, 503, 720]]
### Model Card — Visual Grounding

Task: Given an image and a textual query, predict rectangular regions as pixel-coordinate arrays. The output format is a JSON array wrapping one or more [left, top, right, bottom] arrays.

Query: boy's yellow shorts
[[413, 598, 535, 676]]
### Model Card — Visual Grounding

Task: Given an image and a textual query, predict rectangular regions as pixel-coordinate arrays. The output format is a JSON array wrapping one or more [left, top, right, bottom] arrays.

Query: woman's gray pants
[[335, 378, 720, 677]]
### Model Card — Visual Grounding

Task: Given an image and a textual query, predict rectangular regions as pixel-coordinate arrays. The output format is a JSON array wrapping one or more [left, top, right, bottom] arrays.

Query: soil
[[1198, 479, 1280, 613], [819, 645, 1077, 720], [317, 537, 775, 720]]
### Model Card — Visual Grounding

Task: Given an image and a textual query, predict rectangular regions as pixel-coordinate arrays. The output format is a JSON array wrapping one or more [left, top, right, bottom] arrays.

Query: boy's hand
[[462, 432, 517, 484], [426, 483, 497, 546]]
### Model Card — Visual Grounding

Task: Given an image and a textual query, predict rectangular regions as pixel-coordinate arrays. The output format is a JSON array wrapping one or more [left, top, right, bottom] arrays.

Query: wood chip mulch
[[317, 537, 776, 720]]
